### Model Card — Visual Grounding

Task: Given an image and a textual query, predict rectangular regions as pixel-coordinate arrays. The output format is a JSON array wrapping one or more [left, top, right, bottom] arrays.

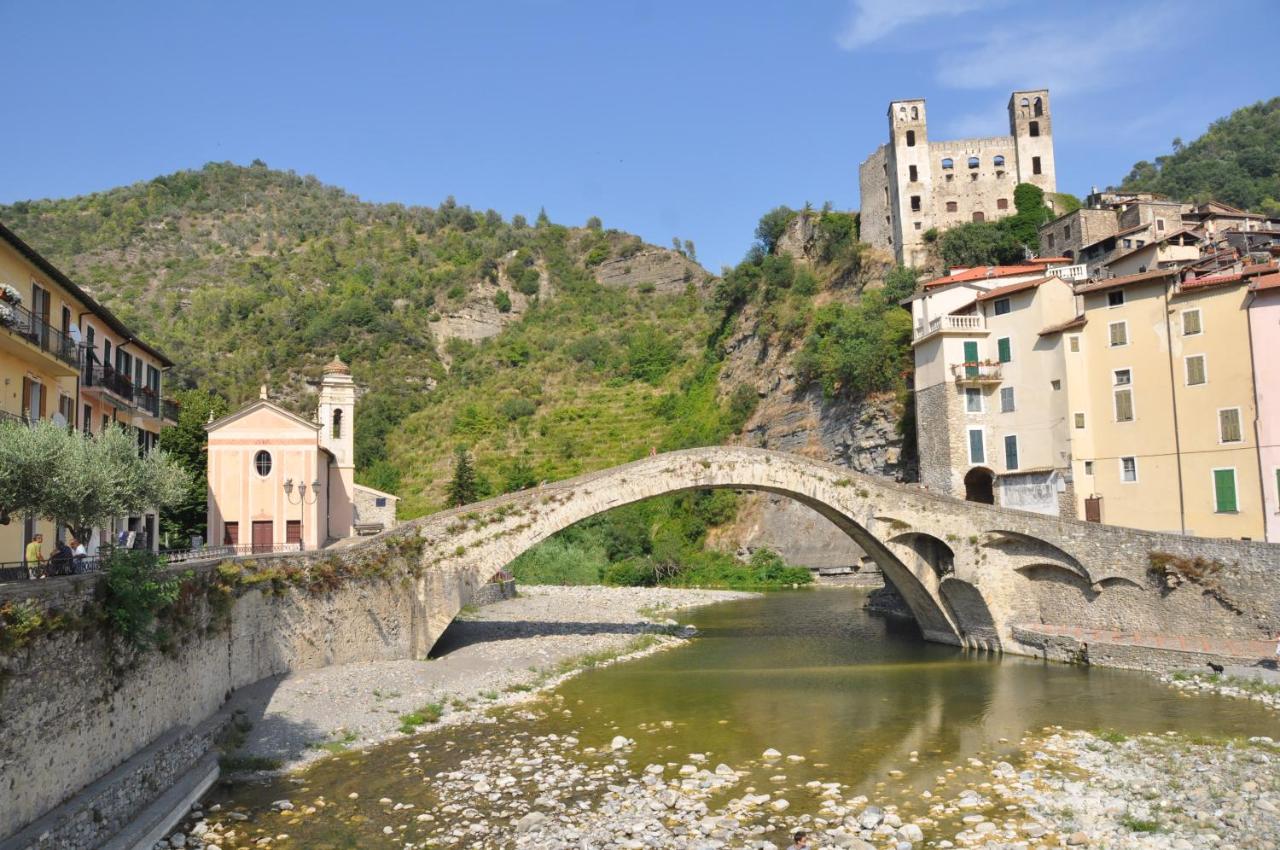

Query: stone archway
[[964, 467, 995, 504]]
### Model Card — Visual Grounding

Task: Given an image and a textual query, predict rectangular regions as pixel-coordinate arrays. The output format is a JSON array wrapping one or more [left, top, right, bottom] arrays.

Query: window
[[906, 130, 916, 147], [1050, 379, 1062, 390], [1182, 309, 1202, 335], [910, 195, 921, 212], [1114, 369, 1131, 385], [968, 156, 980, 169], [941, 157, 954, 169], [1107, 290, 1125, 307], [993, 155, 1005, 167], [1004, 435, 1019, 470], [909, 165, 918, 182], [972, 211, 985, 222], [1020, 96, 1030, 108], [254, 450, 273, 477], [1032, 156, 1042, 175], [83, 404, 92, 435], [1074, 412, 1086, 429], [911, 105, 919, 120], [375, 497, 388, 508], [1108, 321, 1128, 347], [1069, 335, 1080, 352], [993, 298, 1011, 316], [946, 201, 958, 213], [997, 337, 1012, 363], [965, 388, 983, 413], [1084, 460, 1094, 475], [1047, 233, 1056, 248], [970, 172, 979, 182], [1135, 240, 1145, 248], [914, 222, 922, 230], [968, 428, 985, 464], [286, 520, 302, 545], [1033, 96, 1044, 117], [332, 409, 343, 439], [1213, 468, 1238, 513], [997, 198, 1009, 210], [1185, 354, 1206, 386], [1121, 457, 1138, 482], [21, 377, 44, 420], [1000, 387, 1015, 412], [1064, 224, 1071, 239], [1156, 219, 1165, 231], [223, 522, 239, 546], [1029, 121, 1040, 137], [1219, 408, 1242, 443], [1114, 388, 1134, 422], [1122, 238, 1132, 248]]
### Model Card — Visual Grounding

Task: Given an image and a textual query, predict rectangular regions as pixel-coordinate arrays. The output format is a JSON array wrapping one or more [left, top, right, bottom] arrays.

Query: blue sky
[[1, 0, 1276, 271]]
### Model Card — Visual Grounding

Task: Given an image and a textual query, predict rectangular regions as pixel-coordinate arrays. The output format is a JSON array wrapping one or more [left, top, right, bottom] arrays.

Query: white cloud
[[836, 0, 998, 49]]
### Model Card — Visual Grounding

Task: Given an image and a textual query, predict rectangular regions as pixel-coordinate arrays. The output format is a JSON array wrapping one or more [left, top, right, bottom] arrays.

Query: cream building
[[205, 357, 397, 553], [861, 90, 1057, 267], [1067, 265, 1269, 538], [1246, 271, 1280, 542], [1, 221, 176, 566], [911, 274, 1077, 515]]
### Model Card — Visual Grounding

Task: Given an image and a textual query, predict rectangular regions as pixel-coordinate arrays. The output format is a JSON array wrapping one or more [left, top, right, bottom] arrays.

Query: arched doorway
[[964, 467, 995, 504]]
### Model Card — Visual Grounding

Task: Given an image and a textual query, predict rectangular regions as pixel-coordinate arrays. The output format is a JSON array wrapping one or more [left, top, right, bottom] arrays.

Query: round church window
[[254, 450, 272, 477]]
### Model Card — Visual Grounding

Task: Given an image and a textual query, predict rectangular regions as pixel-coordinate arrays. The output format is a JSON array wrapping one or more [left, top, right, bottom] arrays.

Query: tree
[[502, 454, 538, 493], [585, 215, 603, 230], [446, 446, 481, 507], [0, 421, 191, 546], [938, 221, 1024, 267], [494, 289, 512, 313], [158, 387, 230, 543], [682, 240, 696, 262], [882, 265, 919, 303], [754, 206, 796, 255]]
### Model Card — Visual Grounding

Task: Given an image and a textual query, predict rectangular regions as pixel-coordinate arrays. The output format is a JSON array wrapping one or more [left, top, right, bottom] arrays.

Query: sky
[[1, 0, 1276, 271]]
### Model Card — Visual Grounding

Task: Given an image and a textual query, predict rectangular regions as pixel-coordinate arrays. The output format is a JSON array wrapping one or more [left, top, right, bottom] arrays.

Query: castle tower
[[317, 356, 356, 539], [1008, 89, 1056, 196], [887, 99, 933, 267]]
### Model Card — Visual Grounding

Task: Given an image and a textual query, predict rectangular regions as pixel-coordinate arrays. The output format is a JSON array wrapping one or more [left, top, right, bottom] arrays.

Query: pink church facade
[[1250, 272, 1280, 543], [205, 358, 397, 552]]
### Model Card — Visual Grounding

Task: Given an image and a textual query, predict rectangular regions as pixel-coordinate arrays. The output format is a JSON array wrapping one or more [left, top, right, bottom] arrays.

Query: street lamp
[[283, 478, 321, 505]]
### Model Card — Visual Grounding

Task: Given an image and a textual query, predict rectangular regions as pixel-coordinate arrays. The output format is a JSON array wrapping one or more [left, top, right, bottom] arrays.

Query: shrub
[[493, 289, 512, 312], [102, 550, 185, 649], [499, 397, 536, 420], [508, 537, 606, 585]]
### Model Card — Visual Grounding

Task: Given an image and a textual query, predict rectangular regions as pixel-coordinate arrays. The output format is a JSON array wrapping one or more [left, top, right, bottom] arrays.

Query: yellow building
[[0, 221, 176, 566], [1067, 265, 1270, 538]]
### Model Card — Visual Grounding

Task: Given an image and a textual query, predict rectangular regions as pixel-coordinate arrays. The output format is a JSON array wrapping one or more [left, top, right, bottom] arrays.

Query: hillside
[[1118, 98, 1280, 214], [0, 162, 705, 493]]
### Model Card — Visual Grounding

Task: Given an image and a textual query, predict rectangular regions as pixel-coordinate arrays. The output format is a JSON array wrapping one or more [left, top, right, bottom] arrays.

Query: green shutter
[[1004, 435, 1019, 470], [968, 429, 984, 464], [1214, 469, 1237, 513], [997, 337, 1012, 363], [963, 340, 979, 377]]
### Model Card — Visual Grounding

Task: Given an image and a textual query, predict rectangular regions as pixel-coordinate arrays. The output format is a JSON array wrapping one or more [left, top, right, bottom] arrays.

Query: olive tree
[[0, 420, 191, 546]]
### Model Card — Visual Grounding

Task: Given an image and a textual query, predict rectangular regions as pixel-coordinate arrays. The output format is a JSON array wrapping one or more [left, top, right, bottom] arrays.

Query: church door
[[252, 520, 273, 554]]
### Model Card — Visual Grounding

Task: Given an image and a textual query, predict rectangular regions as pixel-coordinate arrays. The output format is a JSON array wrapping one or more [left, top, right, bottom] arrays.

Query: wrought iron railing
[[162, 397, 180, 423], [0, 542, 306, 583], [0, 301, 80, 368], [135, 387, 160, 417], [0, 556, 104, 581], [83, 363, 135, 402]]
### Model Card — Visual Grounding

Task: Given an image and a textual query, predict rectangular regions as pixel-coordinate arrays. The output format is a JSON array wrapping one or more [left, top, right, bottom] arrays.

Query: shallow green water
[[205, 588, 1280, 846]]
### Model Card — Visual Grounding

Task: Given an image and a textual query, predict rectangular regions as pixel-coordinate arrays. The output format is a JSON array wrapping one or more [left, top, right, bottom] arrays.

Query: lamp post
[[283, 478, 321, 505]]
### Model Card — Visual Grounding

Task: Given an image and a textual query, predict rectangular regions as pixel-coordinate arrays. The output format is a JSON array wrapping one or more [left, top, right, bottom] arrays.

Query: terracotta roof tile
[[976, 276, 1059, 302], [923, 265, 1044, 288], [1251, 271, 1280, 292]]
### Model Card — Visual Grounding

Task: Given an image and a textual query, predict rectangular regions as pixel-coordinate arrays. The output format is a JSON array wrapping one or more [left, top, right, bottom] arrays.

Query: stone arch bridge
[[400, 447, 1279, 656]]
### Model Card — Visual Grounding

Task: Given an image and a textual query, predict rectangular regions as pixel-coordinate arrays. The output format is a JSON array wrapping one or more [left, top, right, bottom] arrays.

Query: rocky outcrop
[[593, 249, 708, 294]]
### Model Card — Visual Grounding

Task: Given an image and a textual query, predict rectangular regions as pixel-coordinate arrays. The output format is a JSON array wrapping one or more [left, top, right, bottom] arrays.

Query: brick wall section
[[2, 446, 1277, 845]]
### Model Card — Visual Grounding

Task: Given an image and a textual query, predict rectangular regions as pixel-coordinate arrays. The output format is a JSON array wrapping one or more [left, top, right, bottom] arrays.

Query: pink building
[[1249, 272, 1280, 542], [205, 357, 397, 552]]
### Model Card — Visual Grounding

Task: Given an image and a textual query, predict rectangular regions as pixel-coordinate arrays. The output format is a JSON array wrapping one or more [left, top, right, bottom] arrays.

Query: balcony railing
[[0, 301, 80, 368], [0, 542, 306, 583], [1048, 263, 1088, 282], [915, 314, 986, 340], [136, 387, 160, 417], [952, 362, 1003, 383], [0, 409, 31, 427], [161, 398, 180, 423], [83, 363, 135, 403]]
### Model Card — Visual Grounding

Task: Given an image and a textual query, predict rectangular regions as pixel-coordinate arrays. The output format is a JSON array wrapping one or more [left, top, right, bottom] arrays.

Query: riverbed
[[173, 587, 1280, 850]]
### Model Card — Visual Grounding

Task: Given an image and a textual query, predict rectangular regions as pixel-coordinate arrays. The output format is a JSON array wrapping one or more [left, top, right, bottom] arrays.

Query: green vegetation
[[937, 182, 1055, 267], [398, 702, 444, 734], [101, 550, 186, 649], [158, 387, 230, 543], [219, 754, 283, 772], [308, 729, 359, 752], [793, 290, 913, 398], [1119, 98, 1280, 215], [446, 446, 483, 507], [1119, 816, 1160, 833]]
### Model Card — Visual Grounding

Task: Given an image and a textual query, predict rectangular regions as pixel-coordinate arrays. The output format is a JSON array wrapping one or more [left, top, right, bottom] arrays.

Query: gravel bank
[[217, 585, 754, 773]]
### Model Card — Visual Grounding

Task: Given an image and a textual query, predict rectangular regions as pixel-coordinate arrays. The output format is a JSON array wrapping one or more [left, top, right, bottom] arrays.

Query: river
[[196, 588, 1280, 848]]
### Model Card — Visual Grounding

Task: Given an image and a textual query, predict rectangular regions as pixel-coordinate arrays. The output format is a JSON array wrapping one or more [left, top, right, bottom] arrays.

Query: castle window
[[941, 157, 953, 169], [967, 156, 979, 168], [332, 409, 343, 439], [1047, 233, 1055, 248], [946, 201, 958, 212], [1064, 224, 1071, 238], [910, 195, 921, 212], [911, 105, 919, 120], [1033, 97, 1043, 117], [906, 130, 916, 147], [1020, 97, 1030, 108], [1122, 238, 1132, 248], [1032, 156, 1042, 175], [908, 165, 918, 182], [973, 211, 985, 223], [997, 198, 1009, 210], [993, 155, 1005, 167], [1029, 121, 1040, 137]]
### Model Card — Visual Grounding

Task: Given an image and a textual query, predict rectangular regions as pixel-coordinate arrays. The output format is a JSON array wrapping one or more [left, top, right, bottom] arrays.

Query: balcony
[[0, 300, 81, 375], [134, 387, 179, 426], [952, 361, 1003, 384], [82, 363, 135, 407], [161, 397, 180, 424], [1048, 263, 1088, 282], [914, 314, 986, 342]]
